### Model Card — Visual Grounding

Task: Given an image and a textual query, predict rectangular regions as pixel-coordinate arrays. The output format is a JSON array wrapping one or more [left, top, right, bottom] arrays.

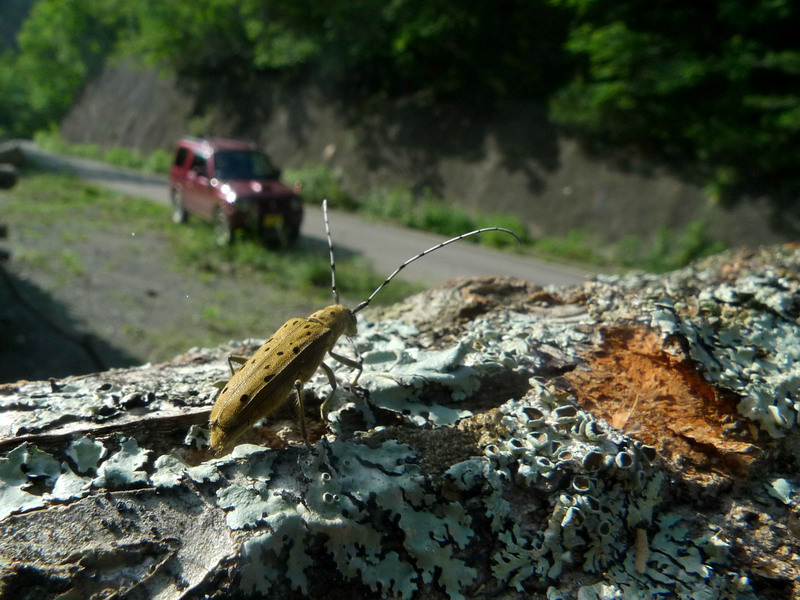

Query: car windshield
[[213, 150, 277, 180]]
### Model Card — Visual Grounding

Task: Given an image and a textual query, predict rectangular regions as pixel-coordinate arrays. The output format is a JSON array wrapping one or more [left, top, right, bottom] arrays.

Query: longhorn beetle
[[209, 201, 520, 452]]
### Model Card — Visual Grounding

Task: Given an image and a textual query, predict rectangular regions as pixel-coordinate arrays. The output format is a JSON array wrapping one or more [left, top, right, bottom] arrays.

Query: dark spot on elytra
[[292, 347, 300, 354], [264, 374, 275, 383], [240, 394, 249, 403], [277, 351, 284, 356]]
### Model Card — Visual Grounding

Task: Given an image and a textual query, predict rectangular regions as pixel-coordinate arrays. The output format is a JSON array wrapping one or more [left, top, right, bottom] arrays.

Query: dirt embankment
[[61, 60, 794, 249]]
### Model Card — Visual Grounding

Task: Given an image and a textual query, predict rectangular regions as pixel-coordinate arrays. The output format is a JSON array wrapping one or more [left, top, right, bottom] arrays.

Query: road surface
[[19, 142, 593, 288]]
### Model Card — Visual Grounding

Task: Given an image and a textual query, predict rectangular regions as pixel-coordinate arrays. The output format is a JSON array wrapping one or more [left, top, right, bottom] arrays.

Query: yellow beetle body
[[209, 304, 357, 451]]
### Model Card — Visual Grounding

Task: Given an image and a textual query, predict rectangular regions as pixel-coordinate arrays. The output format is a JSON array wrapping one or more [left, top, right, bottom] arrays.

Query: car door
[[184, 152, 216, 219]]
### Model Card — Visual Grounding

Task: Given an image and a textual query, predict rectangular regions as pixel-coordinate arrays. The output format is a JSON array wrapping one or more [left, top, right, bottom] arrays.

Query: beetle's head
[[310, 304, 358, 339], [342, 307, 357, 337]]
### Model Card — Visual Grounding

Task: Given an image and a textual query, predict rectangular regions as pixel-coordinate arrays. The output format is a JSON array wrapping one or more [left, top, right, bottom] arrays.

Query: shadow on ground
[[0, 264, 138, 384]]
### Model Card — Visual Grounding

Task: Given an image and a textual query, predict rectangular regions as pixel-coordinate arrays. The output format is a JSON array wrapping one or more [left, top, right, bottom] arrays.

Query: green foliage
[[141, 149, 172, 174], [550, 0, 800, 193], [284, 165, 358, 210], [361, 187, 530, 249], [34, 129, 171, 174], [613, 220, 726, 273], [476, 213, 531, 248], [533, 229, 600, 265], [0, 0, 123, 136]]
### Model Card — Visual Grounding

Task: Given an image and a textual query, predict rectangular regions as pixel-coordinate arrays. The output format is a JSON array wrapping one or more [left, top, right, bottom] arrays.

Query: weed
[[533, 229, 601, 264], [606, 220, 725, 272], [15, 248, 50, 270], [34, 129, 171, 174], [170, 219, 420, 305], [285, 164, 359, 211], [60, 231, 89, 243], [59, 250, 85, 277], [201, 305, 221, 322]]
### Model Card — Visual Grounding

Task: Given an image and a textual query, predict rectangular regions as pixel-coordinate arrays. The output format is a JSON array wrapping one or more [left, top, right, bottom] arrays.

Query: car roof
[[178, 136, 258, 153]]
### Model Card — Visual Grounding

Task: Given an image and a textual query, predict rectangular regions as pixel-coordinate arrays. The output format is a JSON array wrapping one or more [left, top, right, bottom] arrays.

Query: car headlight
[[220, 184, 237, 204]]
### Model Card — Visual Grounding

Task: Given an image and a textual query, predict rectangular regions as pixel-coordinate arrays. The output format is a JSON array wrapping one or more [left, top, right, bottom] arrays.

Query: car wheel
[[284, 223, 300, 246], [214, 208, 234, 246], [171, 189, 188, 224]]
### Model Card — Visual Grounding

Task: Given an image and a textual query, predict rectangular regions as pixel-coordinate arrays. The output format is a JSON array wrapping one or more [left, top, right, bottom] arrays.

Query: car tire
[[214, 207, 234, 246], [284, 223, 300, 246], [171, 189, 188, 224]]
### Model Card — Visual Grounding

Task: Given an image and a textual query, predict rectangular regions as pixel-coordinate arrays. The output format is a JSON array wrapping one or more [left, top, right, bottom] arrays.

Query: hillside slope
[[61, 61, 794, 248]]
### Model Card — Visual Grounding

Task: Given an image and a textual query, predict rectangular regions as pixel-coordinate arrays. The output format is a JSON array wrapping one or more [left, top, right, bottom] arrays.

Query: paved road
[[19, 142, 593, 288]]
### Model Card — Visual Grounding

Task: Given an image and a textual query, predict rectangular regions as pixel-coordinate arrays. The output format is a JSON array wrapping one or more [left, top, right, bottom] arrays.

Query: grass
[[4, 170, 166, 227], [34, 128, 172, 174], [169, 219, 419, 306]]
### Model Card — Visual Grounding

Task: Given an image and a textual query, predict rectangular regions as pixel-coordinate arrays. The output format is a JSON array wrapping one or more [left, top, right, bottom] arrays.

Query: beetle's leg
[[294, 380, 311, 449], [328, 350, 363, 386], [318, 361, 338, 422], [227, 354, 249, 375]]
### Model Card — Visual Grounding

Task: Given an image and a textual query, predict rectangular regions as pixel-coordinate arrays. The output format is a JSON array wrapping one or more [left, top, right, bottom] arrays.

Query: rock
[[1, 246, 799, 599]]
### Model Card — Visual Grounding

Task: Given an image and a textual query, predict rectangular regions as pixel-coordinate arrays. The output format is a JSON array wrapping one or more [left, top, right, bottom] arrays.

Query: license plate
[[262, 214, 284, 228]]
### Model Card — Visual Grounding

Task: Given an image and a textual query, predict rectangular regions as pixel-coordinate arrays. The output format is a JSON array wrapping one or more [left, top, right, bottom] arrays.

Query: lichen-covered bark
[[1, 249, 799, 599]]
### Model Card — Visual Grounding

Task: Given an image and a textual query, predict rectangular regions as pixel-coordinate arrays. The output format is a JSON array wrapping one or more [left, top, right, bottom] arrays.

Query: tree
[[0, 0, 122, 136], [550, 0, 800, 194]]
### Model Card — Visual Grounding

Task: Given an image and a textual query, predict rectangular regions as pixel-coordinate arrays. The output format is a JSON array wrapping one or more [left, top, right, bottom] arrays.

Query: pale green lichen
[[596, 513, 755, 599], [151, 451, 191, 488], [324, 311, 592, 433], [765, 477, 794, 505], [233, 439, 477, 600], [49, 465, 92, 501], [66, 435, 107, 473], [93, 436, 151, 488], [650, 273, 800, 438], [3, 381, 125, 435], [330, 328, 482, 426], [444, 381, 664, 588], [0, 445, 49, 519]]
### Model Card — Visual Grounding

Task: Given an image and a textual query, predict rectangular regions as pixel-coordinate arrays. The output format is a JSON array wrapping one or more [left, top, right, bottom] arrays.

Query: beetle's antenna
[[352, 227, 521, 314], [323, 200, 340, 304]]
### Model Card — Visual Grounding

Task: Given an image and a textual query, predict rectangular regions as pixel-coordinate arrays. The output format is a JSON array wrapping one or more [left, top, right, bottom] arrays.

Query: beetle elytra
[[209, 201, 520, 452]]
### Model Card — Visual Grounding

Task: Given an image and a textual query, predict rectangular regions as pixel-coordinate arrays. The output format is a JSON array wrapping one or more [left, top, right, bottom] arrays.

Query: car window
[[190, 153, 208, 177], [213, 151, 277, 180], [173, 147, 189, 167]]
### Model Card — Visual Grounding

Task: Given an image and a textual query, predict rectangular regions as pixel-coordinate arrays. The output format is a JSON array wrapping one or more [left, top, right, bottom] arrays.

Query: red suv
[[168, 137, 303, 245]]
